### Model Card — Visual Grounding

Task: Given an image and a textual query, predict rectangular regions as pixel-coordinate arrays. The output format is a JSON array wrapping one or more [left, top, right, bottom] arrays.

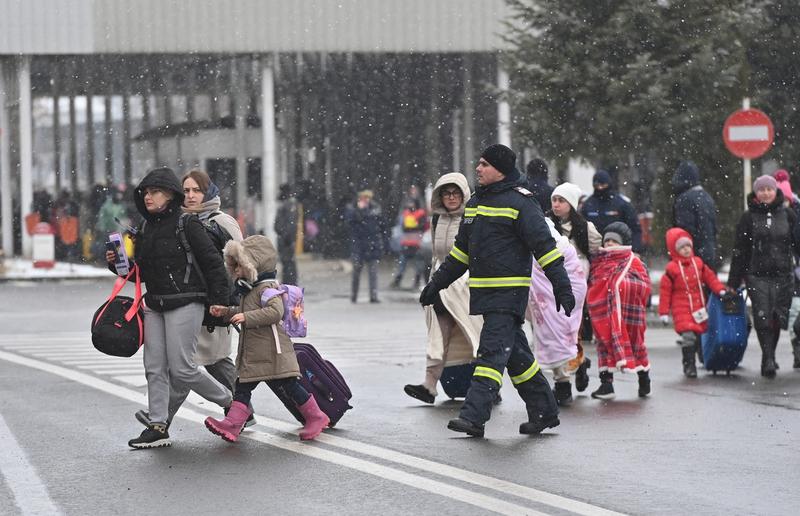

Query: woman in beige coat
[[206, 235, 329, 442], [404, 173, 482, 404]]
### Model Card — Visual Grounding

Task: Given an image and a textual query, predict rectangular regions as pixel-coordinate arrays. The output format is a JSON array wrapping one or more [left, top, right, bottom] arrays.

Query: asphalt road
[[1, 267, 799, 515]]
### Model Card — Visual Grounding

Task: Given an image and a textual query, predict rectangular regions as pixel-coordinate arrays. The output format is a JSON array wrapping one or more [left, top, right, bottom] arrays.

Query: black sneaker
[[637, 371, 651, 398], [447, 418, 485, 438], [553, 382, 573, 406], [404, 384, 435, 404], [575, 357, 591, 392], [591, 381, 615, 400], [519, 414, 560, 435], [128, 425, 171, 449]]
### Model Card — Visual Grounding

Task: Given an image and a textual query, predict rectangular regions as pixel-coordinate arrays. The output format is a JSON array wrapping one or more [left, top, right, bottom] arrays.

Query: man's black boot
[[447, 418, 485, 438]]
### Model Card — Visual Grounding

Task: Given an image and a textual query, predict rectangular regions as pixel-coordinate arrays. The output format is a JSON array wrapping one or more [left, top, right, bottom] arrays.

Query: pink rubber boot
[[297, 395, 330, 440], [204, 401, 252, 443]]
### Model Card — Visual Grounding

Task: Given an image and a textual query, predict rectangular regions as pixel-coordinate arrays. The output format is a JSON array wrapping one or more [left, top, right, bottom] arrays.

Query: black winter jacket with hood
[[671, 161, 718, 268], [728, 189, 800, 288], [130, 168, 230, 312], [429, 171, 571, 319]]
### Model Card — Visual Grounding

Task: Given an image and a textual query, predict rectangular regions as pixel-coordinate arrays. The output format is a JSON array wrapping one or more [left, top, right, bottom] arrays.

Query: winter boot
[[637, 370, 651, 397], [297, 395, 330, 440], [575, 357, 591, 392], [519, 414, 560, 435], [553, 381, 573, 406], [404, 384, 435, 404], [759, 339, 777, 378], [223, 404, 257, 429], [792, 337, 800, 369], [447, 417, 485, 438], [204, 401, 252, 443], [128, 423, 171, 449], [591, 371, 615, 400], [681, 345, 697, 378]]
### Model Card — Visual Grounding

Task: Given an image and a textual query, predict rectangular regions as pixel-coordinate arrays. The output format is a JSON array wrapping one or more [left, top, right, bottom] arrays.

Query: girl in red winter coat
[[658, 228, 728, 378]]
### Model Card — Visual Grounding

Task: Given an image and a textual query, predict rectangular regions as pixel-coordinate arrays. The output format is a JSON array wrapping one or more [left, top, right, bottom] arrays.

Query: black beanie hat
[[481, 144, 520, 181], [526, 158, 549, 179], [602, 221, 632, 246]]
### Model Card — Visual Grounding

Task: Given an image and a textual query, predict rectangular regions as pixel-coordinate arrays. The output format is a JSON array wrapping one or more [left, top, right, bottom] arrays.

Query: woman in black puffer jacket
[[728, 175, 800, 378], [107, 167, 232, 448]]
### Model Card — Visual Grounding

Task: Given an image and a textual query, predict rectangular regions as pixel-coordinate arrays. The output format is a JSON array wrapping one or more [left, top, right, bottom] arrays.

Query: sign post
[[723, 98, 775, 209]]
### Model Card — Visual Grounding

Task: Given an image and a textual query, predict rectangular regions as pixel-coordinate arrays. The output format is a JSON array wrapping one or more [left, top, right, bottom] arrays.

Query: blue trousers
[[459, 312, 558, 426]]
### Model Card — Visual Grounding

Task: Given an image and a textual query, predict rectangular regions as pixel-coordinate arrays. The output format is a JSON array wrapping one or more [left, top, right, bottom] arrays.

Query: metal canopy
[[0, 0, 510, 55]]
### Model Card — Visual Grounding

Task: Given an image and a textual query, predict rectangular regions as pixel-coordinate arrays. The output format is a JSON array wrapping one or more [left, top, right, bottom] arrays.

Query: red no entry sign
[[723, 108, 774, 159]]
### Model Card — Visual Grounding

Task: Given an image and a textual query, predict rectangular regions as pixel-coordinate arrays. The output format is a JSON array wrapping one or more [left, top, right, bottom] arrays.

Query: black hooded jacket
[[429, 171, 571, 318], [728, 190, 799, 288], [130, 168, 230, 312], [671, 161, 718, 268]]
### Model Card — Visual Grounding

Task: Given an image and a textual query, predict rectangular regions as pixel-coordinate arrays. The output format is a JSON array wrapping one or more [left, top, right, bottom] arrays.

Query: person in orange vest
[[391, 198, 429, 289]]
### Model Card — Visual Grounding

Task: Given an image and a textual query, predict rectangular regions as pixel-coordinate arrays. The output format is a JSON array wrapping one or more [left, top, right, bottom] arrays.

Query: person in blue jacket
[[420, 144, 575, 438], [345, 189, 383, 303], [580, 169, 642, 253]]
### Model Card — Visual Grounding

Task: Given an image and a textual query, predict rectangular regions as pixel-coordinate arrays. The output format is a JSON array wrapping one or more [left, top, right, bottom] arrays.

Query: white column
[[0, 60, 13, 256], [261, 56, 277, 242], [232, 58, 248, 215], [496, 65, 511, 148], [18, 56, 33, 257]]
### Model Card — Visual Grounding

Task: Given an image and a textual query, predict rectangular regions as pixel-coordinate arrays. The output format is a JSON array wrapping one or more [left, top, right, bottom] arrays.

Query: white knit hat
[[551, 182, 583, 212]]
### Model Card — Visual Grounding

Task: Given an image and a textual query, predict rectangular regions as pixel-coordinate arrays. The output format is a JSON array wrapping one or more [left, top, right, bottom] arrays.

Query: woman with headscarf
[[404, 173, 482, 404]]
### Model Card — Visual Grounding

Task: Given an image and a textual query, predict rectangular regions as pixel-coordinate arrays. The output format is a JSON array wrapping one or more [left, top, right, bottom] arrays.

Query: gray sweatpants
[[167, 356, 239, 424], [143, 303, 232, 425]]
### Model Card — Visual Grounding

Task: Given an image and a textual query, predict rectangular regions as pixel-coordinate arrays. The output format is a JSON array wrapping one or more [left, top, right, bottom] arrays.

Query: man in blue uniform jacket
[[420, 144, 575, 438], [580, 169, 642, 253]]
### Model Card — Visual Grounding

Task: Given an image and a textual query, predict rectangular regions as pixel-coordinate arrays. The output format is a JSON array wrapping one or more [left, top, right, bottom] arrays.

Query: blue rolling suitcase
[[440, 363, 475, 399], [701, 291, 750, 375]]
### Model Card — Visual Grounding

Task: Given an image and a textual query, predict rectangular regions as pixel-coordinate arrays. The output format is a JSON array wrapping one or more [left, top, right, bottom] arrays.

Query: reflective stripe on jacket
[[431, 177, 564, 318]]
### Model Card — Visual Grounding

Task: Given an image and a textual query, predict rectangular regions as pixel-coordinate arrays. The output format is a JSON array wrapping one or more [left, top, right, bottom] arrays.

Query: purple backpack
[[261, 284, 308, 338]]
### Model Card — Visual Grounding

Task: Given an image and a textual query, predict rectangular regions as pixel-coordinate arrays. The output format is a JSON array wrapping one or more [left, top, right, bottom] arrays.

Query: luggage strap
[[94, 265, 144, 345], [677, 259, 705, 314]]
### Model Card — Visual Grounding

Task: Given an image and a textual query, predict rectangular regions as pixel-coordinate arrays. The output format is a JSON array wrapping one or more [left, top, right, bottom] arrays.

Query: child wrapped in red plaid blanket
[[587, 222, 652, 400]]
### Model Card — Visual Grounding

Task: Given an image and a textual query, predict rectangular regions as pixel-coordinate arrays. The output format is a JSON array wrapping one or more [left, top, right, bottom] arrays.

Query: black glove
[[554, 284, 575, 317], [419, 282, 441, 306], [543, 259, 575, 317]]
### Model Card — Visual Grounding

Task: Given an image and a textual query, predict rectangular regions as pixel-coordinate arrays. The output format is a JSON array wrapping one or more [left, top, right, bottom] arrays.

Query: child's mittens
[[659, 315, 670, 326]]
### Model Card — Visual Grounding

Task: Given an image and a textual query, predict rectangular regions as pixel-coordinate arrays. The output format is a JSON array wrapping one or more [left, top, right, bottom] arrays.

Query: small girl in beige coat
[[206, 235, 328, 442]]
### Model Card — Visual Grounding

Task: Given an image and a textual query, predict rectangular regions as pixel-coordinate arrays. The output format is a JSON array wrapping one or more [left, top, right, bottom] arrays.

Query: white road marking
[[0, 413, 62, 515], [0, 350, 542, 516], [0, 346, 625, 516]]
